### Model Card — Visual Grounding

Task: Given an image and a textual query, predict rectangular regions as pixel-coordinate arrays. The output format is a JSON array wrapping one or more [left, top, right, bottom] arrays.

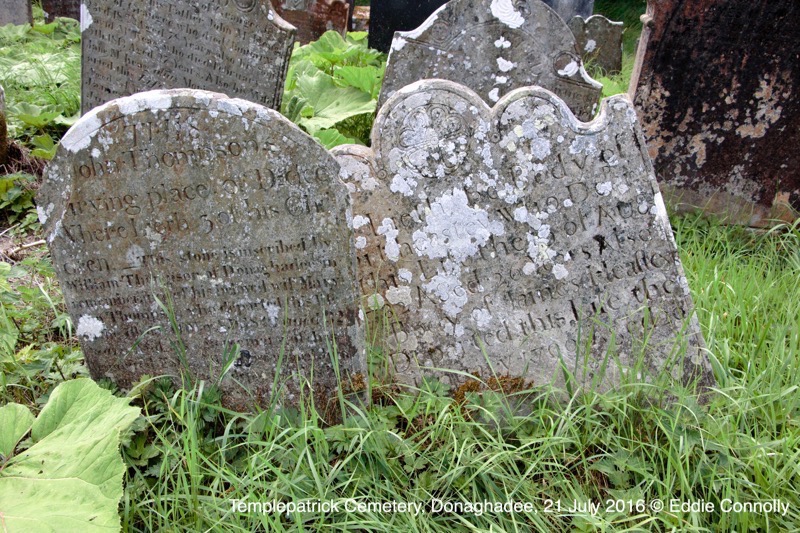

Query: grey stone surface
[[39, 89, 364, 409], [80, 1, 295, 113], [0, 0, 32, 25], [379, 0, 602, 121], [335, 80, 711, 391], [274, 0, 350, 43], [542, 0, 593, 21], [568, 15, 623, 74], [42, 0, 80, 22]]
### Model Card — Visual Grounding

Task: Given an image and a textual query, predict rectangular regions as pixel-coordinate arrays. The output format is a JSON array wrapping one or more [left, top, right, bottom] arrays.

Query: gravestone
[[39, 89, 364, 409], [274, 0, 351, 44], [379, 0, 603, 122], [631, 0, 800, 226], [80, 0, 295, 114], [0, 0, 32, 25], [568, 15, 623, 74], [0, 85, 6, 167], [335, 80, 711, 391], [42, 0, 79, 22], [542, 0, 593, 21]]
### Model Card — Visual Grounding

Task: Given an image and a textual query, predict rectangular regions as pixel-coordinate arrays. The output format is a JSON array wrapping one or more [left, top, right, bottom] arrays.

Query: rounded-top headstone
[[40, 89, 364, 409]]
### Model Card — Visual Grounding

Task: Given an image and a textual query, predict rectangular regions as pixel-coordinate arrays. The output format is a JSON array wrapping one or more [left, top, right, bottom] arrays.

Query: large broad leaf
[[0, 403, 34, 458], [295, 70, 375, 135], [313, 128, 365, 150], [0, 379, 140, 532], [334, 65, 385, 99]]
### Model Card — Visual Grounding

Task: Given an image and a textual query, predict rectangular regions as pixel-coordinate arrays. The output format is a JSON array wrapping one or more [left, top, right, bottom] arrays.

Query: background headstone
[[0, 0, 32, 25], [80, 0, 295, 113], [39, 89, 364, 409], [630, 0, 800, 226], [351, 5, 370, 32], [379, 0, 602, 121], [568, 15, 623, 74], [542, 0, 593, 21], [367, 0, 448, 53], [274, 0, 351, 44], [335, 80, 711, 391], [42, 0, 79, 22]]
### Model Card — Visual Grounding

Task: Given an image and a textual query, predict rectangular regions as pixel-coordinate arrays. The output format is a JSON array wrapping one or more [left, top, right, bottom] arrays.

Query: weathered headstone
[[0, 0, 32, 25], [41, 0, 80, 22], [335, 80, 711, 391], [274, 0, 351, 44], [379, 0, 603, 121], [542, 0, 593, 21], [351, 5, 370, 33], [80, 1, 295, 114], [568, 15, 623, 74], [39, 89, 364, 409], [367, 0, 449, 53], [631, 0, 800, 226]]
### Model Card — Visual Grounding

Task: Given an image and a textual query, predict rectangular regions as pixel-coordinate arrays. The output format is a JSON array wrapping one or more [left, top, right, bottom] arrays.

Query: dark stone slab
[[334, 80, 712, 392], [0, 0, 32, 25], [631, 0, 800, 226], [568, 15, 623, 74], [80, 1, 295, 113], [39, 89, 364, 410], [42, 0, 79, 22], [379, 0, 602, 121], [367, 0, 448, 53], [274, 0, 351, 44]]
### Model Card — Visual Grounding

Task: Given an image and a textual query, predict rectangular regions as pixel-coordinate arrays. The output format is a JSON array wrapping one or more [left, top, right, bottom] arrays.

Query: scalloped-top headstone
[[568, 15, 623, 74], [274, 0, 351, 43], [39, 89, 364, 409], [334, 80, 711, 391], [379, 0, 602, 121], [80, 0, 295, 113], [0, 0, 32, 25]]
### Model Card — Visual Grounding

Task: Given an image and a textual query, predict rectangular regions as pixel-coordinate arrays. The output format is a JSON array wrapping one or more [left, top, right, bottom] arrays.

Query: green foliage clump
[[0, 379, 140, 531], [0, 18, 81, 157], [282, 31, 386, 148]]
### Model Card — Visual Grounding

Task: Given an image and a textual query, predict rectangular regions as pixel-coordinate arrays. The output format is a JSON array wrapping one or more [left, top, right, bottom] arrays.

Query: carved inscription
[[336, 80, 711, 391], [80, 0, 295, 113], [379, 0, 602, 121], [40, 90, 363, 409]]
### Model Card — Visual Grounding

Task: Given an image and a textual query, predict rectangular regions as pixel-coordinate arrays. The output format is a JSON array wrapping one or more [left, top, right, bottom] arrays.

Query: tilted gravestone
[[334, 80, 712, 391], [568, 15, 623, 74], [274, 0, 351, 44], [379, 0, 603, 122], [0, 0, 32, 25], [39, 89, 364, 409], [542, 0, 593, 21], [631, 0, 800, 226], [80, 0, 295, 114], [42, 0, 80, 22], [367, 0, 449, 54]]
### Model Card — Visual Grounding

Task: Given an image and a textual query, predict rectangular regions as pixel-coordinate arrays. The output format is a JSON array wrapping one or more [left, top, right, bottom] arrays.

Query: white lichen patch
[[552, 264, 569, 280], [424, 271, 468, 318], [367, 293, 386, 310], [125, 245, 145, 269], [558, 60, 579, 77], [77, 315, 105, 341], [488, 88, 501, 102], [60, 112, 101, 153], [596, 181, 612, 196], [412, 188, 504, 262], [585, 39, 597, 53], [471, 308, 493, 331], [398, 268, 413, 283], [494, 36, 511, 49], [80, 4, 93, 32], [36, 203, 54, 225], [392, 37, 407, 51], [497, 57, 516, 72], [377, 218, 400, 261], [490, 0, 525, 29], [352, 215, 370, 229], [355, 236, 367, 249], [386, 286, 413, 307]]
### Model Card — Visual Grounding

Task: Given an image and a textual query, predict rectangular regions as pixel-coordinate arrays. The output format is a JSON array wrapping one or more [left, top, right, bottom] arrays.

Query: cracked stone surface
[[379, 0, 602, 121], [39, 89, 364, 409], [80, 0, 295, 113], [335, 79, 712, 392], [631, 0, 800, 226]]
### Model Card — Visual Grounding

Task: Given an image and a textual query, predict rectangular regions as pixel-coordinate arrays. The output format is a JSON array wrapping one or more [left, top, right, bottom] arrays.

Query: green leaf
[[0, 379, 141, 531], [313, 128, 365, 149], [334, 65, 385, 99], [0, 403, 34, 458], [295, 71, 375, 134], [11, 103, 61, 129], [30, 134, 57, 160]]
